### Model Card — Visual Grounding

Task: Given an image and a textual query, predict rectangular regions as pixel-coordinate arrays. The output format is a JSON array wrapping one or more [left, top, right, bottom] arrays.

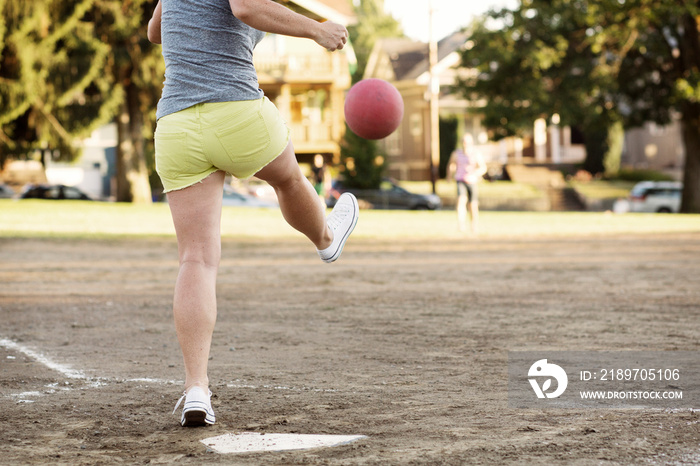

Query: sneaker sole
[[182, 406, 215, 427], [323, 194, 359, 263]]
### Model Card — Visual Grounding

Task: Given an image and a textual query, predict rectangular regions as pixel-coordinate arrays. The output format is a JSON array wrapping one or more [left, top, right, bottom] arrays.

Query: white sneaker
[[172, 386, 216, 427], [317, 192, 359, 263]]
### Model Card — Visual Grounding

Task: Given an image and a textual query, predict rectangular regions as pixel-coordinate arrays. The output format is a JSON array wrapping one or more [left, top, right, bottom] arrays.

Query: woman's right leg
[[255, 141, 333, 251], [457, 194, 468, 232]]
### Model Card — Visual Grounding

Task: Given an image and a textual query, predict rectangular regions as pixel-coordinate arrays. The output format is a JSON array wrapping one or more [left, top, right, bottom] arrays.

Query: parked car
[[628, 181, 682, 213], [329, 178, 441, 210], [20, 184, 93, 200], [240, 177, 278, 204], [222, 187, 278, 208], [0, 183, 15, 199]]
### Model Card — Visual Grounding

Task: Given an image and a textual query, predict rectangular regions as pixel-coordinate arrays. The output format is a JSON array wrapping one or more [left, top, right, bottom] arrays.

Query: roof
[[379, 38, 428, 81], [403, 30, 470, 80], [367, 30, 470, 81], [284, 0, 356, 25], [314, 0, 354, 17]]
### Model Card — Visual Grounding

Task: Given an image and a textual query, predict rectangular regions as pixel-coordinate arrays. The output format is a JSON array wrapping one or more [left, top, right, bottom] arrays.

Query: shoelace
[[172, 391, 187, 415], [172, 388, 214, 415], [328, 202, 352, 230]]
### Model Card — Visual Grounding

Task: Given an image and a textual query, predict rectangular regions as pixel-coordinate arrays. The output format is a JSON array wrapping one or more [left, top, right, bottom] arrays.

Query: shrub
[[613, 169, 675, 182]]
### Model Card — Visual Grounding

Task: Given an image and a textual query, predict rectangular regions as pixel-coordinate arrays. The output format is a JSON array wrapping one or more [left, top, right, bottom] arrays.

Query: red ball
[[344, 78, 404, 140]]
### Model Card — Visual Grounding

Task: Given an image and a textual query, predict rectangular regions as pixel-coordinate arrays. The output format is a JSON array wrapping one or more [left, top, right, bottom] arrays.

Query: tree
[[612, 2, 700, 212], [348, 0, 403, 83], [90, 0, 162, 203], [339, 124, 384, 189], [439, 117, 459, 178], [0, 0, 161, 203], [456, 1, 621, 175], [0, 0, 118, 165], [457, 0, 700, 212]]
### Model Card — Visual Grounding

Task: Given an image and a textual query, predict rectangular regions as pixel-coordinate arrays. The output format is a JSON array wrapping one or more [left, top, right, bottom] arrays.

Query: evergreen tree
[[0, 0, 162, 203], [0, 0, 117, 165], [90, 0, 163, 203], [339, 125, 384, 189]]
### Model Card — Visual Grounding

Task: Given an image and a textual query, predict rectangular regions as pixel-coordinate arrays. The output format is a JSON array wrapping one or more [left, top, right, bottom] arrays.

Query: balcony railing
[[290, 122, 333, 143], [254, 54, 345, 81]]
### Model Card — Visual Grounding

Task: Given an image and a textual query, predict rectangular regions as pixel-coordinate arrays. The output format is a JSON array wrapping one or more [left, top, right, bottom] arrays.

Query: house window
[[648, 122, 666, 137], [410, 113, 422, 138], [385, 125, 402, 155]]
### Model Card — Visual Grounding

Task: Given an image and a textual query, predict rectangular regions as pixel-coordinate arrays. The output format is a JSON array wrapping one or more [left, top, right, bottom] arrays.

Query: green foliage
[[457, 0, 622, 172], [603, 121, 624, 177], [613, 169, 675, 183], [0, 0, 116, 162], [0, 0, 162, 202], [90, 0, 164, 203], [339, 125, 385, 189], [348, 0, 403, 82], [457, 0, 700, 211]]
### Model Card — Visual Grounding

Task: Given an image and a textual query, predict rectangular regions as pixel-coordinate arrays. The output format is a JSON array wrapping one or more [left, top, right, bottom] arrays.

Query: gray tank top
[[156, 0, 266, 120]]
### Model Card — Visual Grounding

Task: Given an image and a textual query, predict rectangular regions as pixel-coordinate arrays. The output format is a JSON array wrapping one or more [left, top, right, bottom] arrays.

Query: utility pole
[[428, 0, 440, 194]]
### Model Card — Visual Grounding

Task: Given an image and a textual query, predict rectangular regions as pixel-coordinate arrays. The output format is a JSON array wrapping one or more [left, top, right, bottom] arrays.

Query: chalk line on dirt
[[0, 337, 180, 388], [1, 337, 340, 402], [0, 337, 87, 380]]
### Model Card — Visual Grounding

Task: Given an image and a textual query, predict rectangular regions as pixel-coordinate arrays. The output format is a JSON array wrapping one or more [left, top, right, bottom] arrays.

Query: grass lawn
[[399, 180, 544, 200], [1, 199, 698, 239]]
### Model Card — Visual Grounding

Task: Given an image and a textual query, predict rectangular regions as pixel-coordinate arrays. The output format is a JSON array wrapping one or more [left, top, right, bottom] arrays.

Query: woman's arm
[[229, 0, 347, 51], [475, 153, 488, 178], [147, 1, 162, 44]]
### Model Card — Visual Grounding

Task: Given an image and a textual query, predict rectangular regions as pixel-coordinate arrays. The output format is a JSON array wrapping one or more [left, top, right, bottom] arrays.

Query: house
[[254, 0, 356, 167], [621, 119, 685, 180]]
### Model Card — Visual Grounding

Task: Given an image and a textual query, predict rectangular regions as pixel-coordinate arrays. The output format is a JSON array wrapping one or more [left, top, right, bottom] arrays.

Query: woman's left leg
[[166, 170, 225, 392]]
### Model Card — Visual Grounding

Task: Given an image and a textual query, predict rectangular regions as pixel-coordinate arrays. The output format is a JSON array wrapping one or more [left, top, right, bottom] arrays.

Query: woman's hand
[[230, 0, 348, 52], [314, 21, 348, 52]]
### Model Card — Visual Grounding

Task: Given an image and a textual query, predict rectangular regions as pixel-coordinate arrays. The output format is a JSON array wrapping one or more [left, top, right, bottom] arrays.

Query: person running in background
[[148, 0, 359, 427], [447, 134, 487, 234]]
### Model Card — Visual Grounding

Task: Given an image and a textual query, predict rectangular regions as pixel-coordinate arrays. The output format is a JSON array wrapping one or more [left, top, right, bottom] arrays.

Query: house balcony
[[255, 53, 351, 85], [289, 121, 339, 155]]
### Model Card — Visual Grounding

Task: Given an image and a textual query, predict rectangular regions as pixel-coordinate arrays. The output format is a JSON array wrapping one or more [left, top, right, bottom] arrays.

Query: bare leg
[[166, 171, 225, 392], [255, 141, 332, 250], [456, 194, 468, 232], [468, 201, 479, 235]]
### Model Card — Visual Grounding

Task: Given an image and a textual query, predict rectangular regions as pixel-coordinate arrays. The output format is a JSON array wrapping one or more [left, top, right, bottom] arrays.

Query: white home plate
[[201, 432, 366, 454]]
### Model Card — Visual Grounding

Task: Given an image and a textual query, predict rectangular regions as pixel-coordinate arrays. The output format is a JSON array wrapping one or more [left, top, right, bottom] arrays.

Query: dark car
[[20, 184, 93, 200], [328, 178, 441, 210]]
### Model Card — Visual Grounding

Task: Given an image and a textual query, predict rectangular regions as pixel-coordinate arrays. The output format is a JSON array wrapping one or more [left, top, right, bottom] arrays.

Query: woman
[[447, 134, 487, 234], [148, 0, 359, 427]]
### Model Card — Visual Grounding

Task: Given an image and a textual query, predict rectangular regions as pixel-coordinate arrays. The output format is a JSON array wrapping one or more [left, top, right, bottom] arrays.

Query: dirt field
[[1, 233, 699, 465]]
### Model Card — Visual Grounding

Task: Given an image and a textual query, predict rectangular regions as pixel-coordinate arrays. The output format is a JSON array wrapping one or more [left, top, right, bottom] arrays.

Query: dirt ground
[[1, 233, 699, 465]]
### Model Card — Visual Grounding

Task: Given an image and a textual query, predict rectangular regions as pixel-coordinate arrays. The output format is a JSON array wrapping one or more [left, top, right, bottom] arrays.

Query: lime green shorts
[[155, 97, 290, 193]]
